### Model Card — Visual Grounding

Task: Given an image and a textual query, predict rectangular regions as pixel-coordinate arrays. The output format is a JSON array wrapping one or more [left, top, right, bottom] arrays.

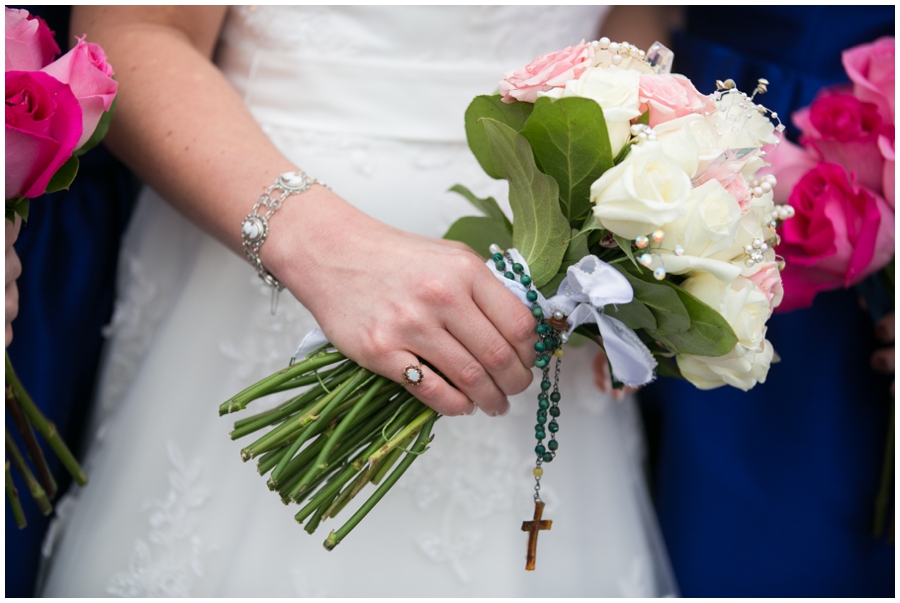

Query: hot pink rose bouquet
[[5, 7, 117, 220], [765, 37, 895, 312], [5, 7, 117, 529]]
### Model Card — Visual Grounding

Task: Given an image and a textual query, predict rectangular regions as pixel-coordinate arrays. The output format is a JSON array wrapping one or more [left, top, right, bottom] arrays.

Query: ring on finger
[[402, 363, 424, 386]]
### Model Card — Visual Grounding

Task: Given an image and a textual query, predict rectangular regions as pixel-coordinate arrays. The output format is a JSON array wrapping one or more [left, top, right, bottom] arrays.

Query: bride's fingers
[[376, 351, 475, 417], [418, 331, 510, 417], [445, 301, 533, 396], [471, 271, 539, 367]]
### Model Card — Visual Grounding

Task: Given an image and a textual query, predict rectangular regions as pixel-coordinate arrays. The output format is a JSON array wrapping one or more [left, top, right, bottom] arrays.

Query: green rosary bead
[[536, 414, 547, 425], [549, 406, 560, 417], [535, 444, 546, 456], [531, 306, 543, 318], [512, 263, 524, 274], [492, 253, 504, 262], [504, 271, 515, 280], [534, 341, 547, 353], [548, 420, 559, 433], [550, 392, 560, 403], [494, 260, 506, 271], [520, 274, 532, 287], [540, 380, 552, 391], [534, 357, 548, 368], [538, 398, 550, 410], [526, 290, 538, 302], [548, 440, 558, 451], [542, 452, 554, 463], [537, 409, 547, 418], [535, 429, 546, 440]]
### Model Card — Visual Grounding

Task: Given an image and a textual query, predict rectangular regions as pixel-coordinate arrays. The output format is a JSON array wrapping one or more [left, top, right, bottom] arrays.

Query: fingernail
[[463, 403, 477, 415], [498, 403, 511, 417]]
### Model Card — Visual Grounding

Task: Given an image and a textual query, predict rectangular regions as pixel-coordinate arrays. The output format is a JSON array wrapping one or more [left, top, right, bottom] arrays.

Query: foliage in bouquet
[[5, 7, 118, 528], [446, 39, 789, 392]]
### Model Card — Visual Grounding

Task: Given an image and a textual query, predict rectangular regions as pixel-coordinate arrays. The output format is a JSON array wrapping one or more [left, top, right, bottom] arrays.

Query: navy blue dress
[[640, 6, 895, 597], [5, 7, 138, 596]]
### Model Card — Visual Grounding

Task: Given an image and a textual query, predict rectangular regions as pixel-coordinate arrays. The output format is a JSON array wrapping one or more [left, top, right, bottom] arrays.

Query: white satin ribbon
[[488, 250, 657, 387]]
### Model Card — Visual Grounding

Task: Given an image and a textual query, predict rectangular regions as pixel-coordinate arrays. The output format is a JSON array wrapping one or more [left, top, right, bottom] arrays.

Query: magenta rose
[[499, 41, 594, 104], [5, 70, 83, 200], [638, 73, 716, 127], [42, 36, 117, 149], [793, 92, 888, 193], [5, 7, 59, 72], [777, 162, 894, 312], [842, 36, 894, 126], [759, 137, 819, 204]]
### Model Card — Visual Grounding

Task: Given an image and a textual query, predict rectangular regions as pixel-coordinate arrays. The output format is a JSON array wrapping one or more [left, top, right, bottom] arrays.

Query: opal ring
[[402, 364, 424, 386]]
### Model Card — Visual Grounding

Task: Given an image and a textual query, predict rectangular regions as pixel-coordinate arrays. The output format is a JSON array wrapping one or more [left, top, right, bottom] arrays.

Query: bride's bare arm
[[72, 6, 537, 416]]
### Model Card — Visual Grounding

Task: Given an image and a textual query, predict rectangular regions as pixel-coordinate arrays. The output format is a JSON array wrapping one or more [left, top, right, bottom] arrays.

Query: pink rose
[[747, 261, 784, 316], [5, 8, 59, 72], [793, 92, 888, 193], [759, 137, 819, 204], [638, 73, 716, 127], [777, 162, 894, 312], [842, 37, 894, 126], [5, 70, 82, 199], [499, 41, 594, 104], [42, 36, 117, 149]]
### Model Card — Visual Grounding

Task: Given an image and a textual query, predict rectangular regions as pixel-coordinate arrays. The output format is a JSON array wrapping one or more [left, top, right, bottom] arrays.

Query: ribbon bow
[[488, 250, 657, 387]]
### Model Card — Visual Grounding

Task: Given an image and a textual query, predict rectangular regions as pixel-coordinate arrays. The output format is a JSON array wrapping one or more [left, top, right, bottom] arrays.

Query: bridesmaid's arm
[[599, 6, 683, 50], [70, 6, 538, 417]]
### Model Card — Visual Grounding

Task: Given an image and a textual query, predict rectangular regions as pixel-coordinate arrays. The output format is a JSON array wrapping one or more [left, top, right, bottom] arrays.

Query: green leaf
[[74, 95, 116, 157], [5, 197, 29, 223], [448, 184, 512, 235], [443, 216, 512, 260], [636, 109, 650, 126], [616, 263, 737, 357], [605, 298, 657, 331], [481, 118, 569, 288], [44, 156, 79, 195], [653, 354, 684, 379], [522, 97, 614, 226], [657, 284, 738, 357], [464, 95, 534, 180], [614, 263, 690, 336], [613, 141, 635, 165], [613, 234, 642, 272], [537, 227, 590, 297]]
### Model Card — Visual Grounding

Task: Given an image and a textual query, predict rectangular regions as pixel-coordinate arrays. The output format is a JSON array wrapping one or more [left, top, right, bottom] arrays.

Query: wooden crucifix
[[521, 500, 552, 571]]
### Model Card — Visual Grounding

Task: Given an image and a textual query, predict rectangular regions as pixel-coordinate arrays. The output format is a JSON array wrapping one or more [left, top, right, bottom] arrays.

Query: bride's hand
[[264, 186, 537, 417]]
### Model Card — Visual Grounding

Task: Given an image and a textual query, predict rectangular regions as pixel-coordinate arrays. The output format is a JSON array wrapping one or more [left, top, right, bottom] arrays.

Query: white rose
[[675, 272, 774, 390], [591, 48, 657, 74], [541, 65, 641, 155], [711, 92, 779, 150], [590, 143, 691, 239], [656, 179, 744, 282], [652, 114, 719, 178], [677, 338, 774, 391], [708, 206, 777, 277]]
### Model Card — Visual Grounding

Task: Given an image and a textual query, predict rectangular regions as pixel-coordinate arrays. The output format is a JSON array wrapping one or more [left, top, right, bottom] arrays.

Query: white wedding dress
[[40, 7, 676, 597]]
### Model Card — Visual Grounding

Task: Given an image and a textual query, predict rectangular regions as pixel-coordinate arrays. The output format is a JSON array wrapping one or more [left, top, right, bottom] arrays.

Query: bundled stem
[[224, 351, 440, 549]]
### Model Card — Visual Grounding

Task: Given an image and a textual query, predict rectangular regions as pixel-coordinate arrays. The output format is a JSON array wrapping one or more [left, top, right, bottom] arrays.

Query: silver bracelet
[[241, 170, 327, 301]]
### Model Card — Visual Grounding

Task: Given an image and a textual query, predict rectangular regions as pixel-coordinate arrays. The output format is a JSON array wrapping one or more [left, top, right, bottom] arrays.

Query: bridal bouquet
[[5, 7, 118, 527], [762, 36, 895, 539], [222, 38, 790, 554]]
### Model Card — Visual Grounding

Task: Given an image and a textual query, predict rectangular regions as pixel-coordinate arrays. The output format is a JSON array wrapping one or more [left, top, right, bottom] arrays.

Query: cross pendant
[[521, 500, 552, 571]]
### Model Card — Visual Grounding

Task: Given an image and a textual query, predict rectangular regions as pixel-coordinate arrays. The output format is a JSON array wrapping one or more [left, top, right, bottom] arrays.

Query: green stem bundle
[[5, 351, 87, 528], [222, 348, 440, 549]]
